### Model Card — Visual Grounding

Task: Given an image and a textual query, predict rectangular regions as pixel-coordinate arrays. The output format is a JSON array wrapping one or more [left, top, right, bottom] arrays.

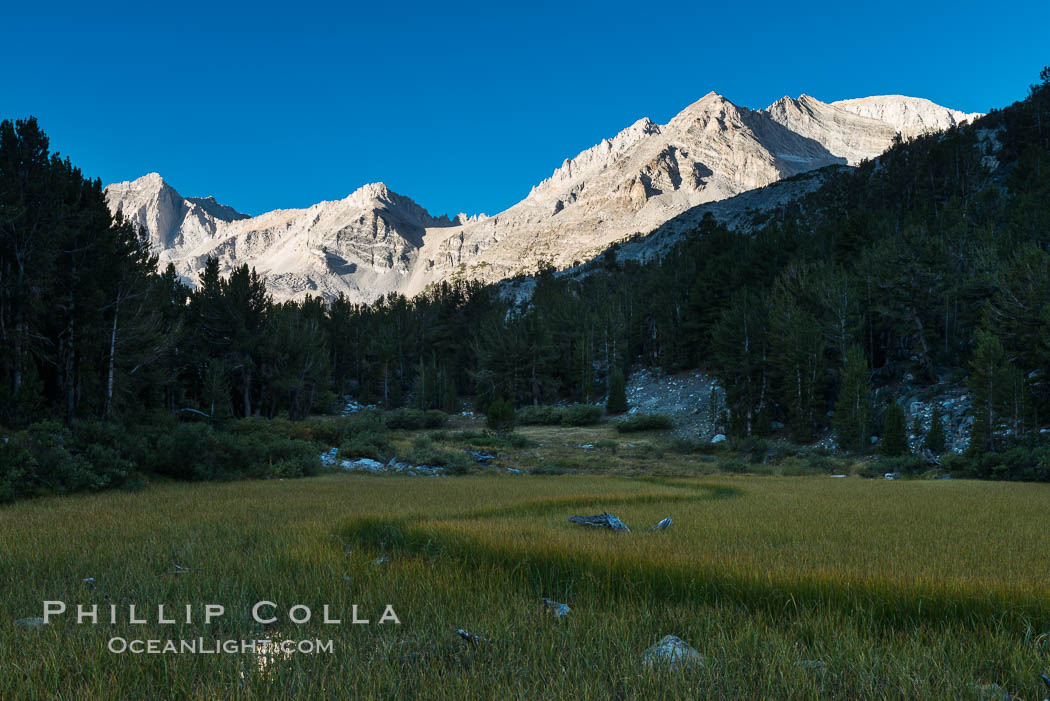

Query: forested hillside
[[2, 68, 1048, 498]]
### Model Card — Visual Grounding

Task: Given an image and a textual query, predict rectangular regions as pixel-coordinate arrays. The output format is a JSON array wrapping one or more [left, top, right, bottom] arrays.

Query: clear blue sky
[[1, 1, 1046, 218]]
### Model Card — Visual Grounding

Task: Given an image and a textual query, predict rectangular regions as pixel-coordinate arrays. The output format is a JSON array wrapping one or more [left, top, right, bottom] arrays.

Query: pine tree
[[606, 368, 627, 414], [881, 401, 909, 456], [924, 405, 947, 455], [833, 345, 872, 451], [485, 397, 515, 436], [711, 291, 771, 436], [968, 330, 1010, 453], [202, 360, 233, 422]]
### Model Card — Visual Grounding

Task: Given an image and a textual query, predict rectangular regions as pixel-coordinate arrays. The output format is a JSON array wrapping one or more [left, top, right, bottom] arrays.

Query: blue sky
[[1, 1, 1046, 217]]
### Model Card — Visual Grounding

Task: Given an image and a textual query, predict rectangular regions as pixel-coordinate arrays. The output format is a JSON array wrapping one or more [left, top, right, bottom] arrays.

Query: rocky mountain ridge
[[105, 92, 982, 301]]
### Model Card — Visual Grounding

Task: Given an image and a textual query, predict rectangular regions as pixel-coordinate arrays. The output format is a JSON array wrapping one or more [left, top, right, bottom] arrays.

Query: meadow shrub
[[448, 430, 537, 451], [516, 405, 563, 425], [733, 437, 772, 463], [856, 455, 924, 478], [423, 410, 449, 428], [942, 446, 1050, 482], [339, 435, 388, 461], [298, 418, 344, 445], [452, 429, 487, 443], [530, 464, 566, 476], [668, 438, 722, 455], [0, 438, 35, 502], [383, 409, 449, 430], [503, 433, 537, 448], [153, 423, 222, 480], [70, 421, 136, 485], [338, 412, 390, 460], [615, 413, 673, 433], [561, 404, 603, 426], [800, 454, 837, 473], [383, 409, 426, 430], [222, 433, 319, 478], [152, 422, 320, 481], [0, 419, 135, 501], [400, 446, 474, 474], [633, 443, 665, 459], [877, 455, 926, 475], [720, 459, 749, 474]]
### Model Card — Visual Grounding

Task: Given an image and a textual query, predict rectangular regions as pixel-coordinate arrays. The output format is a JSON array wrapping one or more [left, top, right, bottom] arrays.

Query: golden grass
[[2, 471, 1049, 699]]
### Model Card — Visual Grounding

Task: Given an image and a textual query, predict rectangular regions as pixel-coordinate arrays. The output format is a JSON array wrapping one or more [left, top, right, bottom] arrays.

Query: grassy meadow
[[2, 424, 1050, 699]]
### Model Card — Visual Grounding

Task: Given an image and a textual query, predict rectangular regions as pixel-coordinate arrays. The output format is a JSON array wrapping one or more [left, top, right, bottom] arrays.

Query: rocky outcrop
[[764, 95, 899, 165], [106, 172, 248, 251], [831, 95, 982, 140]]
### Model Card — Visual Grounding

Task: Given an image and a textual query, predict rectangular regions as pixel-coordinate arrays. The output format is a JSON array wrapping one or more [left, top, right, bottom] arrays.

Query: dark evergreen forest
[[2, 68, 1049, 499]]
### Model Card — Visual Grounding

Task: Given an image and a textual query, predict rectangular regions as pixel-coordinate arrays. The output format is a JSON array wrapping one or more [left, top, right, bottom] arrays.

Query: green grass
[[2, 461, 1050, 698]]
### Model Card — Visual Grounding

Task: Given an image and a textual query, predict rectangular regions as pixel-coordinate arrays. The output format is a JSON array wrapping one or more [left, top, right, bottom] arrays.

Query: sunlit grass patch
[[3, 473, 1049, 698]]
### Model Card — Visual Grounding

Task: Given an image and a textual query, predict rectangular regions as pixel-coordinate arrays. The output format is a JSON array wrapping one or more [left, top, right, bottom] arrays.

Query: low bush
[[383, 409, 449, 430], [0, 421, 134, 501], [448, 430, 538, 451], [856, 455, 924, 479], [516, 405, 564, 426], [615, 414, 673, 433], [943, 446, 1050, 482], [632, 443, 665, 460], [154, 423, 320, 481], [338, 412, 391, 460], [0, 438, 36, 503], [877, 455, 926, 475], [720, 459, 749, 474], [400, 447, 474, 475], [802, 454, 837, 473], [561, 404, 604, 426]]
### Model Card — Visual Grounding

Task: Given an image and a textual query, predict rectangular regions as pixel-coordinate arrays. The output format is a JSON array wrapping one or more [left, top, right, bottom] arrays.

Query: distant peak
[[347, 181, 392, 200], [675, 91, 737, 115], [103, 172, 176, 197]]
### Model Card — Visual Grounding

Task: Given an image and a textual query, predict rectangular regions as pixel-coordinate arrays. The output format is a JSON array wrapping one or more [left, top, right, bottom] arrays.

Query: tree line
[[2, 68, 1049, 464]]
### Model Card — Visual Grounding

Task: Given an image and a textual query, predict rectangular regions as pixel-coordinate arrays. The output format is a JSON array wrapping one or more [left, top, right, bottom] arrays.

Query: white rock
[[642, 635, 704, 669], [541, 598, 571, 617], [347, 458, 385, 472]]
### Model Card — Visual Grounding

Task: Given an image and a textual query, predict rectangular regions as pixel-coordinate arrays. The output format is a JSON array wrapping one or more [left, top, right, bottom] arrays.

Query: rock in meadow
[[541, 598, 571, 617], [455, 629, 489, 646], [347, 458, 385, 472], [568, 512, 630, 532], [651, 517, 673, 531], [642, 635, 704, 670], [965, 682, 1012, 701], [795, 659, 827, 671]]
